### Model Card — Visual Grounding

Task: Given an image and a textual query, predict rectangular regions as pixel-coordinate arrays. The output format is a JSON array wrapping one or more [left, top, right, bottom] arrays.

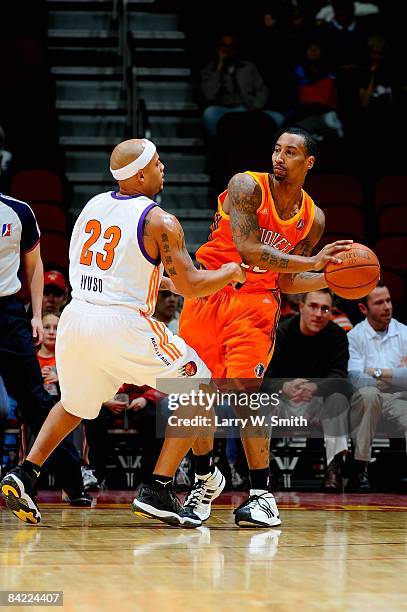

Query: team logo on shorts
[[179, 361, 198, 377], [254, 363, 265, 377]]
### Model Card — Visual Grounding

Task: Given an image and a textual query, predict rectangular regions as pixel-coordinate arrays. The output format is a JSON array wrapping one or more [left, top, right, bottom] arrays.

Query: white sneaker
[[234, 492, 282, 527], [183, 466, 225, 521], [81, 466, 99, 492]]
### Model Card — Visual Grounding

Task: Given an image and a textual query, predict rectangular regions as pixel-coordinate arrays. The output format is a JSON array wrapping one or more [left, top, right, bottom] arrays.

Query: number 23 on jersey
[[79, 219, 121, 271]]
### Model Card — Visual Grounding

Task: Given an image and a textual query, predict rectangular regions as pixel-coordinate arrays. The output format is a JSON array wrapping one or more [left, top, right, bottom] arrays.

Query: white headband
[[110, 139, 156, 180]]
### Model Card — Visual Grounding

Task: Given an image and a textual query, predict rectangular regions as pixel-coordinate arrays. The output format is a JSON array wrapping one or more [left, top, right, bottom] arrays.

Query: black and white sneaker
[[62, 489, 93, 507], [183, 467, 225, 521], [132, 482, 202, 528], [0, 467, 41, 525], [234, 492, 282, 527]]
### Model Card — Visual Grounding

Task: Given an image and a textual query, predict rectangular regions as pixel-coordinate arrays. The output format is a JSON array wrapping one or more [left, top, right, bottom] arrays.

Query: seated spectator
[[200, 33, 284, 138], [42, 269, 69, 314], [317, 0, 368, 128], [154, 290, 181, 334], [316, 1, 380, 24], [289, 40, 344, 142], [358, 35, 399, 171], [37, 311, 60, 398], [347, 282, 407, 492], [264, 289, 352, 492]]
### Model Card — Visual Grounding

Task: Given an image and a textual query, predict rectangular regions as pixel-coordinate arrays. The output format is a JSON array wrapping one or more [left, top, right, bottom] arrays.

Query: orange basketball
[[324, 243, 380, 299]]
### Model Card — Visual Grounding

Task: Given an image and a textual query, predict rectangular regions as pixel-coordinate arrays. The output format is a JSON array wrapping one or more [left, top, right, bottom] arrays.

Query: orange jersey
[[196, 171, 316, 291]]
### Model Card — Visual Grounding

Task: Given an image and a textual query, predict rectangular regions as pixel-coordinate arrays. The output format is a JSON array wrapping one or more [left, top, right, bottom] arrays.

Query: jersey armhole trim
[[302, 198, 316, 239], [137, 203, 161, 266], [21, 238, 40, 254], [244, 171, 265, 214]]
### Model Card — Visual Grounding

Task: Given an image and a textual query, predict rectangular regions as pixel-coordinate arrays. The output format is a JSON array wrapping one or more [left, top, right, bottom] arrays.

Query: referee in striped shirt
[[0, 190, 90, 504]]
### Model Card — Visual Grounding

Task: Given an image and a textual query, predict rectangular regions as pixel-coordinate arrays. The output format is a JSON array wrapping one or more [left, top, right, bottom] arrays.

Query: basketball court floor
[[1, 491, 406, 611]]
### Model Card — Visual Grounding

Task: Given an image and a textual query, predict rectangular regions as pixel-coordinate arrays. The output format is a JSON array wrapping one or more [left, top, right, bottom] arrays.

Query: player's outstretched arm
[[228, 173, 351, 273], [152, 211, 245, 298], [278, 207, 333, 294]]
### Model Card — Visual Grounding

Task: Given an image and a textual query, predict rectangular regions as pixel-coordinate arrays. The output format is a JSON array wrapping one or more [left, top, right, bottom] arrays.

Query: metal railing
[[117, 0, 148, 138]]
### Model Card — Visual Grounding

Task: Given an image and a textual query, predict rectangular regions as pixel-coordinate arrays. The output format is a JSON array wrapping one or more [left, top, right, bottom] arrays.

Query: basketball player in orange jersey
[[179, 127, 353, 527], [0, 138, 246, 529]]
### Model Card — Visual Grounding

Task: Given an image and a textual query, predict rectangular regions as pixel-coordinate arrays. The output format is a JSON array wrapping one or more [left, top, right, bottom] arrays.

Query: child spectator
[[37, 311, 60, 398]]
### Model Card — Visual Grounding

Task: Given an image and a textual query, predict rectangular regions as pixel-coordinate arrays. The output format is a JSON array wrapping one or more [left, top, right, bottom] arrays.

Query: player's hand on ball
[[311, 240, 353, 271]]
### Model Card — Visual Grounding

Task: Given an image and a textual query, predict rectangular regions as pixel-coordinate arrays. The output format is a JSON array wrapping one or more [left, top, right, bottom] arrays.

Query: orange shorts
[[178, 287, 281, 380]]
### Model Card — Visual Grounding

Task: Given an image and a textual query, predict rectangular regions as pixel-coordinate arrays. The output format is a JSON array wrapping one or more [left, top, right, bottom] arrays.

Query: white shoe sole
[[132, 499, 202, 528], [235, 517, 282, 528]]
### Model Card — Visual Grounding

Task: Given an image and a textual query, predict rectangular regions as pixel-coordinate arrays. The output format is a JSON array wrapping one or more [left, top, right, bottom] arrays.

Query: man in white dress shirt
[[347, 282, 407, 492]]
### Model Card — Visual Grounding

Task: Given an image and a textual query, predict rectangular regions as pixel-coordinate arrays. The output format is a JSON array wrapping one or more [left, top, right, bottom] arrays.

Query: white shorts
[[56, 300, 211, 419]]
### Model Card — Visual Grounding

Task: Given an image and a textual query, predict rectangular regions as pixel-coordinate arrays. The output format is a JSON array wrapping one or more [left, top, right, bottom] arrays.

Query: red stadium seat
[[380, 269, 406, 303], [40, 232, 69, 268], [378, 205, 407, 237], [305, 174, 364, 206], [374, 176, 407, 209], [322, 205, 366, 241], [31, 203, 67, 234], [10, 170, 64, 204], [374, 237, 407, 271]]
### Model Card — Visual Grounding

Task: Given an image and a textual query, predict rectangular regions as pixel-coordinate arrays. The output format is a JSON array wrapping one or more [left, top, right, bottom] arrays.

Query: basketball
[[324, 243, 380, 299]]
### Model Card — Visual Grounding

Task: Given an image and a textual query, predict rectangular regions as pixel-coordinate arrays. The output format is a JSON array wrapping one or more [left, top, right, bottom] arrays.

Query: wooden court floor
[[1, 492, 407, 612]]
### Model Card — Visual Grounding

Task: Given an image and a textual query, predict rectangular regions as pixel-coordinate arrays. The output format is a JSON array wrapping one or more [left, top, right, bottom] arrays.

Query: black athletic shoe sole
[[1, 473, 41, 525], [131, 499, 202, 528]]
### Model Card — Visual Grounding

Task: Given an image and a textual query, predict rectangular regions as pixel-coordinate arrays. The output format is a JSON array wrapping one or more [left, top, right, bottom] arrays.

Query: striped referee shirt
[[0, 194, 40, 297]]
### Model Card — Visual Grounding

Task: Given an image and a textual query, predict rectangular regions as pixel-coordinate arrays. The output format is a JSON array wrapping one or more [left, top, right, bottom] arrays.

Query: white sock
[[196, 472, 212, 480], [250, 488, 269, 497]]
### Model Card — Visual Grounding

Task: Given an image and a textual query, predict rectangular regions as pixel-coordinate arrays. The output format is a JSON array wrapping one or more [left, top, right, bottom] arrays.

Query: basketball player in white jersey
[[0, 138, 245, 528]]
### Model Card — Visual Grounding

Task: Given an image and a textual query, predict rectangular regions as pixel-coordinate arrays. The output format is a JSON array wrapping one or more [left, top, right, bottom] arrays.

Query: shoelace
[[233, 494, 274, 515], [184, 479, 207, 509]]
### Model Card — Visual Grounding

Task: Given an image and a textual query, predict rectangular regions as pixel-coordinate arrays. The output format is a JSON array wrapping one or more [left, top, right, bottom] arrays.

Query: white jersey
[[70, 191, 163, 314]]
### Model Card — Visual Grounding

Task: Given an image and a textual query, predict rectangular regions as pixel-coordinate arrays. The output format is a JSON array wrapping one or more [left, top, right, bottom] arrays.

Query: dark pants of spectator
[[84, 403, 164, 484], [0, 296, 83, 491]]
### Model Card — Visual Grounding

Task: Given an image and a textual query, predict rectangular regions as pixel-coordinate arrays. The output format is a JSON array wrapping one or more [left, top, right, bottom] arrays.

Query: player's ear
[[307, 156, 315, 170], [137, 169, 145, 183]]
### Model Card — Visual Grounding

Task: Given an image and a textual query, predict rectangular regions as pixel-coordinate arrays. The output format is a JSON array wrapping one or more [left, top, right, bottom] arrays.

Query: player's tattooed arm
[[228, 175, 342, 273], [153, 212, 245, 298], [278, 206, 329, 293]]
